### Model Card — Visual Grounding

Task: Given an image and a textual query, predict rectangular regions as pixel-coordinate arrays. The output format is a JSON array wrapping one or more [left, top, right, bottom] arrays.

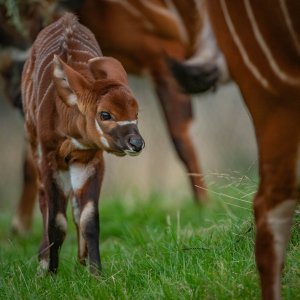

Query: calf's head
[[53, 55, 144, 156]]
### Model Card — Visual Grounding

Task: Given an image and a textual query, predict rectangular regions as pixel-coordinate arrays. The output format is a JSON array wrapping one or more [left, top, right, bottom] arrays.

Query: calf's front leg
[[70, 155, 104, 274]]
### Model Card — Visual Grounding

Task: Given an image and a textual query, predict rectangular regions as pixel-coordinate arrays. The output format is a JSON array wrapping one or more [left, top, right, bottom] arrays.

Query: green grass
[[0, 177, 299, 299]]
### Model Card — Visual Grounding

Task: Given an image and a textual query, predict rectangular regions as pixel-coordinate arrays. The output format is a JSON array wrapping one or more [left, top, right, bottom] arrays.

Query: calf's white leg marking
[[80, 201, 95, 228], [79, 201, 95, 258], [56, 212, 67, 234], [54, 170, 71, 196], [71, 196, 80, 225], [70, 163, 95, 192], [267, 199, 297, 299], [38, 259, 49, 274]]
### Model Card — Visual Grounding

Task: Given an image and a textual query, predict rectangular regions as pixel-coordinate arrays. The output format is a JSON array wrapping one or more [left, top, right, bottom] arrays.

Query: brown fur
[[207, 0, 300, 298], [22, 13, 144, 274]]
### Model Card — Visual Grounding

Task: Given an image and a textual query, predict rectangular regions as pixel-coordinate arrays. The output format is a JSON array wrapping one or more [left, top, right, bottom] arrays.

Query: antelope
[[171, 0, 300, 299], [22, 13, 144, 273]]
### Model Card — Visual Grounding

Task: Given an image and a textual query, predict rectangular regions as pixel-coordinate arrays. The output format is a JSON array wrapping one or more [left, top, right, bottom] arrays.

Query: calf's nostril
[[128, 136, 144, 152]]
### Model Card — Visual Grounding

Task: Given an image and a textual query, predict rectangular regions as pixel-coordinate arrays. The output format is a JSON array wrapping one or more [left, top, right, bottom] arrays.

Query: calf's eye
[[100, 111, 112, 121]]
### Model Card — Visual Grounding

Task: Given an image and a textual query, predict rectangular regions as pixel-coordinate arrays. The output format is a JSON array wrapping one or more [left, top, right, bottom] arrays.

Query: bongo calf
[[22, 13, 144, 274]]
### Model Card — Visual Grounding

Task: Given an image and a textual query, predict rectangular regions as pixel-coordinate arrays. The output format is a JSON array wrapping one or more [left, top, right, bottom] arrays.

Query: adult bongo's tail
[[167, 57, 220, 94]]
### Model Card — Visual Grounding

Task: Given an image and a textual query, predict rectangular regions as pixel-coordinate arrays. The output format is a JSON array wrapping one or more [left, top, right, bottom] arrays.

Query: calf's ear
[[88, 56, 128, 84], [53, 55, 90, 107]]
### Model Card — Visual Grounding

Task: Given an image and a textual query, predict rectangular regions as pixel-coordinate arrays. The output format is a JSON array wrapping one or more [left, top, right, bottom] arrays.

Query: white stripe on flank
[[39, 55, 59, 84], [117, 120, 138, 126], [37, 26, 62, 57], [40, 24, 62, 48], [39, 82, 53, 106], [70, 37, 99, 57], [24, 75, 33, 101], [36, 40, 62, 77], [220, 0, 272, 91], [37, 49, 63, 101], [244, 0, 300, 85], [77, 28, 102, 54], [279, 0, 300, 55], [37, 39, 61, 64], [267, 199, 297, 299], [36, 47, 60, 85]]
